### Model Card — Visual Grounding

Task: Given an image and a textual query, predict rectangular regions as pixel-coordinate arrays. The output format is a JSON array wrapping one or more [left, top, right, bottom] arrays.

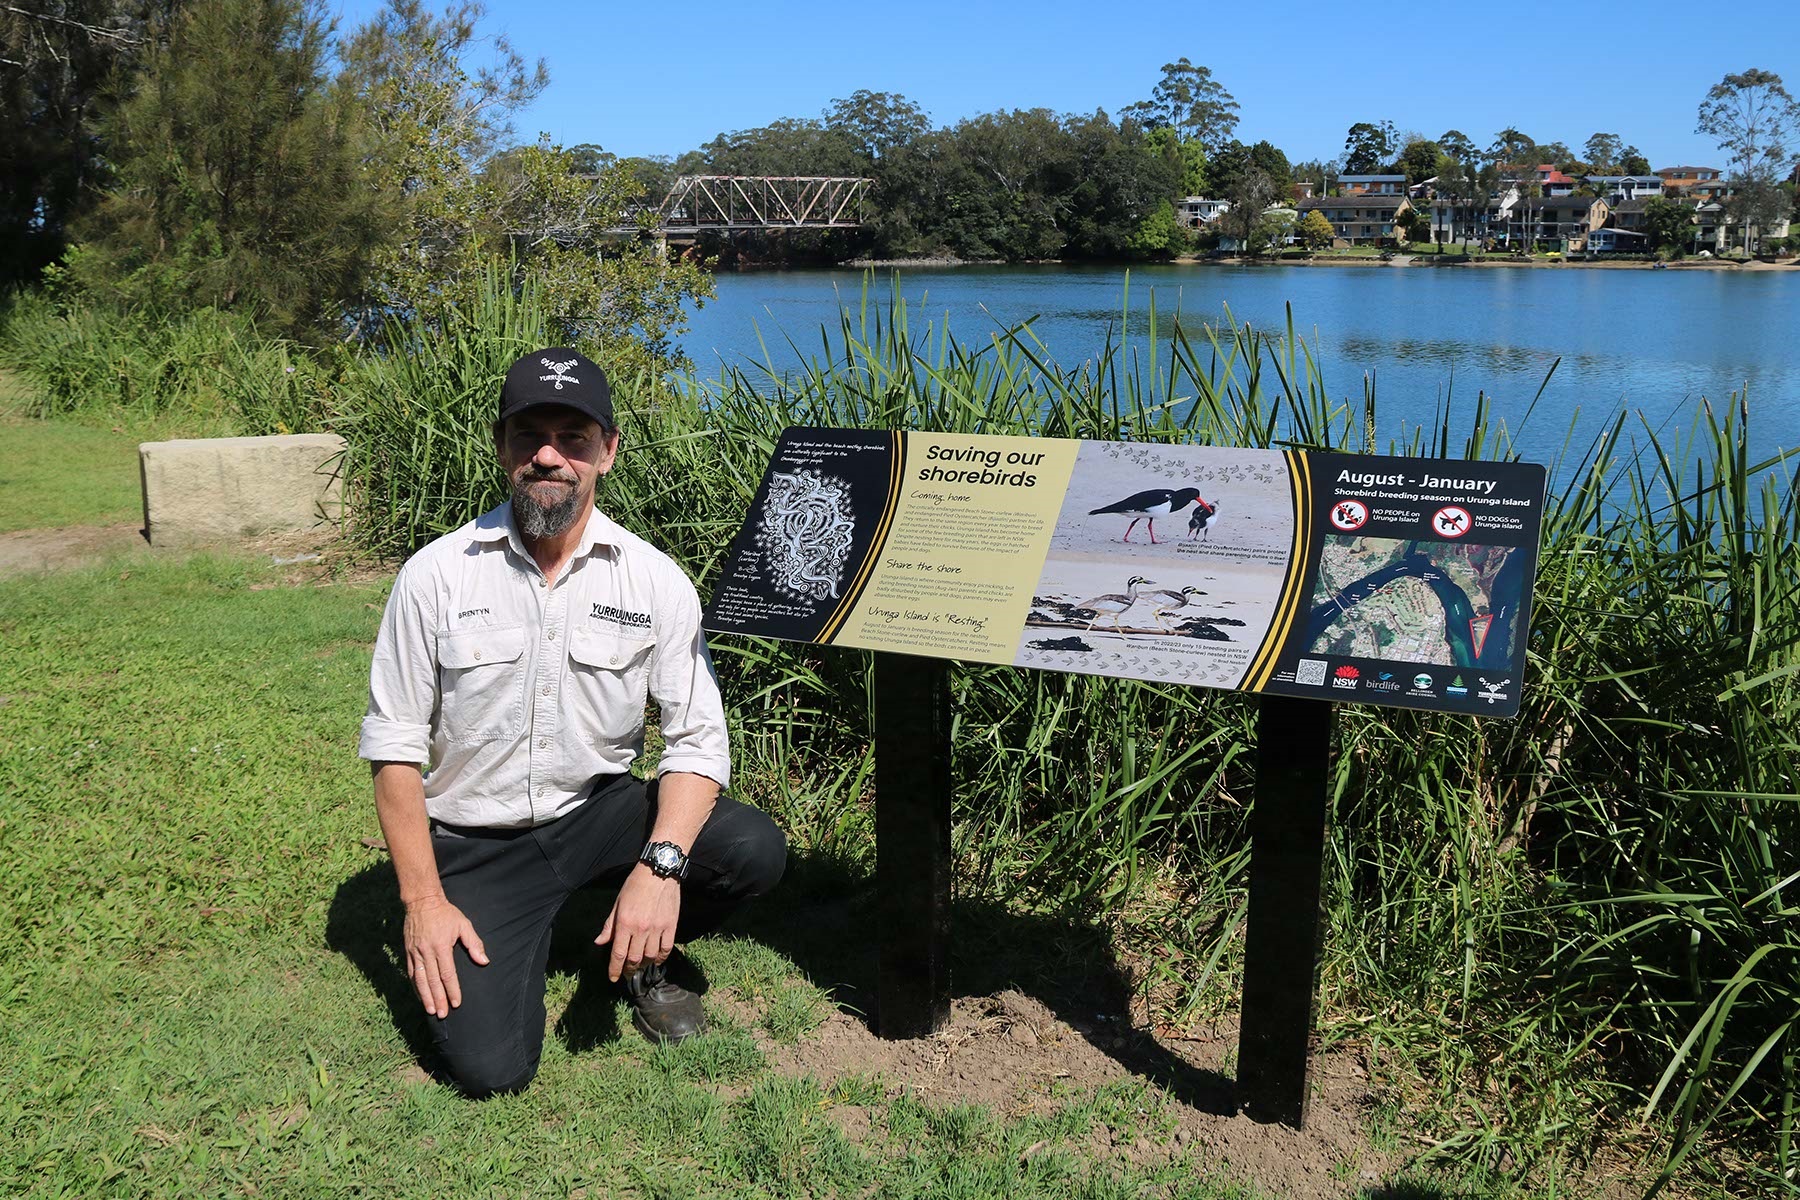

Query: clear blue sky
[[329, 0, 1792, 170]]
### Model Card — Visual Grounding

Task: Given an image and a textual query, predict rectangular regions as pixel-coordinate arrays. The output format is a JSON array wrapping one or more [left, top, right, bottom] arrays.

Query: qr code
[[1295, 659, 1329, 687]]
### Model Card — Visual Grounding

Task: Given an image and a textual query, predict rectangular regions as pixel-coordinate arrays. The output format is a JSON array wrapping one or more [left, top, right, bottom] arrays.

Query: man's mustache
[[520, 469, 578, 484]]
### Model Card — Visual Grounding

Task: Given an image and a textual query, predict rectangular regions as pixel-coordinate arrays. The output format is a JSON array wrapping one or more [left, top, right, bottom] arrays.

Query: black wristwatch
[[639, 840, 689, 880]]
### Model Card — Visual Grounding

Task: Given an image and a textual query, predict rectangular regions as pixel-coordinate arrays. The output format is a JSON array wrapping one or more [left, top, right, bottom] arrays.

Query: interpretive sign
[[703, 427, 1545, 717]]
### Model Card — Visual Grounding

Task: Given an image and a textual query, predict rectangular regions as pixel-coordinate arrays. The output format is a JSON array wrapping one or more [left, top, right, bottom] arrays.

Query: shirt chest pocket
[[567, 626, 657, 745], [437, 626, 527, 744]]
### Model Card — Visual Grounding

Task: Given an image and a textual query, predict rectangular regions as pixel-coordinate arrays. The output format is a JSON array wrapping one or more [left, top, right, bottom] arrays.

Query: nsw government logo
[[1332, 664, 1360, 690]]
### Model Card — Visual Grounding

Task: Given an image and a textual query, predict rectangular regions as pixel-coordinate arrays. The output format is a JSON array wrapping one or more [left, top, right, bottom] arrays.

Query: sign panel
[[702, 427, 1545, 717]]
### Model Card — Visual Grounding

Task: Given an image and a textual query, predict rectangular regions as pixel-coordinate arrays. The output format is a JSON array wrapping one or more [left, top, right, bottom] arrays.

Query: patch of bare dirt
[[741, 987, 1400, 1198], [0, 522, 150, 575]]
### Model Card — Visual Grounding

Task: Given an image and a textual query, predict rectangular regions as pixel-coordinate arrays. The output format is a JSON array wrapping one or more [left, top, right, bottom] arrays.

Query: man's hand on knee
[[596, 867, 681, 981], [404, 895, 490, 1018]]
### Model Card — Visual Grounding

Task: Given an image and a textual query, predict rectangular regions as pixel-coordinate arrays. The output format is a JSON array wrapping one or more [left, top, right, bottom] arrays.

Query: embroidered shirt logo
[[591, 602, 652, 629], [539, 357, 581, 390]]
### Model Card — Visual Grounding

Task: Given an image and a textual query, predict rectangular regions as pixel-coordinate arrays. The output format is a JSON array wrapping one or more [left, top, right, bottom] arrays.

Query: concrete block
[[139, 434, 345, 549]]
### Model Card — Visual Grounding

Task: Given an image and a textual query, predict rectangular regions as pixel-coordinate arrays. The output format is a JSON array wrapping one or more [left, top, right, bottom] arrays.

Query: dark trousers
[[425, 774, 786, 1097]]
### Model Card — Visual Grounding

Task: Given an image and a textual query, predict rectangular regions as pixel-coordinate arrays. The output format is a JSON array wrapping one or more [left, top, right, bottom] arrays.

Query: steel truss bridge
[[613, 175, 873, 238]]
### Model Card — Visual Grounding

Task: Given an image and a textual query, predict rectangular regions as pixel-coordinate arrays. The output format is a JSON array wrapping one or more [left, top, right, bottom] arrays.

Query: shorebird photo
[[1146, 583, 1206, 629], [1187, 496, 1222, 541], [1075, 575, 1156, 633], [1088, 487, 1205, 544]]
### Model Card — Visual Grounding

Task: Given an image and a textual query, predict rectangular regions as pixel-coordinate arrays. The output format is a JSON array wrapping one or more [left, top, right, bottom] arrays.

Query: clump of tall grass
[[0, 289, 329, 434]]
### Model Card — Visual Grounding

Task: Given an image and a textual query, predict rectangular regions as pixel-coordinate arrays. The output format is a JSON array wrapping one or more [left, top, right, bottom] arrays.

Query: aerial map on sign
[[1305, 535, 1525, 670]]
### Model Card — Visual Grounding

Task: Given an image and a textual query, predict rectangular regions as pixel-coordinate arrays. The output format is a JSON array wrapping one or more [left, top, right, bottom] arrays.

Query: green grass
[[1, 552, 1494, 1199], [0, 410, 147, 531], [6, 273, 1795, 1196]]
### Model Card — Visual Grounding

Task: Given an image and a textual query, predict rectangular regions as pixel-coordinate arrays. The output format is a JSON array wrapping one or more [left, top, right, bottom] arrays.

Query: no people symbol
[[1329, 499, 1368, 532]]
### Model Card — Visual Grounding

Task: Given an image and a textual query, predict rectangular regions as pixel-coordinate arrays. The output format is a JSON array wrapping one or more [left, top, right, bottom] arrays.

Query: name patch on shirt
[[457, 607, 492, 622], [591, 602, 652, 630]]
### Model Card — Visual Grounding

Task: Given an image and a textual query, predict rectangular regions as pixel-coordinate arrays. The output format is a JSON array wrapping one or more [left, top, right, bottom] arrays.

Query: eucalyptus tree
[[1343, 120, 1396, 173], [1122, 57, 1239, 153], [1696, 68, 1800, 251]]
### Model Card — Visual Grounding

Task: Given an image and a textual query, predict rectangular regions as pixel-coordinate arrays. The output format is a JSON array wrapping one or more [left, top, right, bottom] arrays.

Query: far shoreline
[[819, 254, 1800, 273]]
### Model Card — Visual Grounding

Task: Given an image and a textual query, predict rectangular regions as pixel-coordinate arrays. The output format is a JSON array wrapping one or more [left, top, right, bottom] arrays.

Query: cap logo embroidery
[[538, 357, 581, 389]]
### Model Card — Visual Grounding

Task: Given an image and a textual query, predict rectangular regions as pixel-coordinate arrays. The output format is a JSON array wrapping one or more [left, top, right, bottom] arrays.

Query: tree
[[1343, 121, 1396, 173], [1538, 141, 1578, 172], [1643, 196, 1695, 253], [1297, 209, 1335, 251], [342, 0, 708, 367], [1127, 200, 1188, 259], [1250, 209, 1294, 255], [1144, 126, 1207, 195], [1218, 168, 1275, 253], [1397, 137, 1442, 184], [1207, 139, 1287, 202], [824, 90, 931, 164], [1583, 132, 1625, 174], [1437, 130, 1477, 164], [67, 0, 389, 333], [1125, 58, 1239, 152], [1697, 69, 1800, 252], [1489, 128, 1537, 169], [0, 0, 157, 283], [1620, 147, 1652, 175], [1246, 140, 1293, 195]]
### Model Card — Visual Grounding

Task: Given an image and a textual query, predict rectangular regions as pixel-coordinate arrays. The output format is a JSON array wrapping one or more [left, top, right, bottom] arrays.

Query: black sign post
[[1237, 694, 1335, 1125], [873, 651, 954, 1038]]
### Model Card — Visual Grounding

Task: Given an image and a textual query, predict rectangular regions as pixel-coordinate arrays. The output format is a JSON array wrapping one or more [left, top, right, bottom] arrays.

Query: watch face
[[652, 845, 683, 872]]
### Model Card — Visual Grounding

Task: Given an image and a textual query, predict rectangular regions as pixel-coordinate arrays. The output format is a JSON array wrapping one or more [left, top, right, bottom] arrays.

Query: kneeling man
[[359, 347, 785, 1097]]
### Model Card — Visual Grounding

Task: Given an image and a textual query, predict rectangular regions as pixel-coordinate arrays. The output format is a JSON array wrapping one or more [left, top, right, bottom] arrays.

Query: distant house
[[1298, 195, 1413, 245], [1217, 204, 1300, 253], [1175, 197, 1231, 228], [1607, 196, 1668, 236], [1428, 197, 1489, 246], [1692, 199, 1791, 253], [1497, 195, 1608, 249], [1587, 228, 1649, 253], [1292, 181, 1316, 203], [1531, 165, 1578, 196], [1337, 174, 1406, 196], [1535, 195, 1608, 248], [1586, 175, 1663, 202], [1656, 166, 1722, 195]]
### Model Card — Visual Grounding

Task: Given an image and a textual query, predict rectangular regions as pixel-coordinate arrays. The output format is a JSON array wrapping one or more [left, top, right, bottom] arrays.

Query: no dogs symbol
[[1329, 499, 1369, 531], [1432, 505, 1472, 538]]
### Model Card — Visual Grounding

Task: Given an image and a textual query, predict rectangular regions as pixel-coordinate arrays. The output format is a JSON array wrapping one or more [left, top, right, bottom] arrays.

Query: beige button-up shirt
[[359, 502, 731, 828]]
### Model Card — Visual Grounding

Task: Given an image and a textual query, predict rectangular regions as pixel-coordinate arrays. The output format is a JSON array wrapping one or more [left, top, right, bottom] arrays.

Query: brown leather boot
[[623, 958, 706, 1043]]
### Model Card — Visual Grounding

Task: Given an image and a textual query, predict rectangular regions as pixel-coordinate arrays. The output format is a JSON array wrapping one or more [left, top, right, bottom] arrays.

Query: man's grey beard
[[512, 476, 584, 539]]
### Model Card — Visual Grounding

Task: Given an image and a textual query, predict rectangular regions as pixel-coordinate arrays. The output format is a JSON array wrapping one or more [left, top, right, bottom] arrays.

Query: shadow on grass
[[728, 848, 1237, 1117], [328, 846, 1233, 1116]]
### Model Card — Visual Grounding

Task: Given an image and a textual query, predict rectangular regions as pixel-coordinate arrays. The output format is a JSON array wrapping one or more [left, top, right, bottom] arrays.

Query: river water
[[679, 263, 1800, 475]]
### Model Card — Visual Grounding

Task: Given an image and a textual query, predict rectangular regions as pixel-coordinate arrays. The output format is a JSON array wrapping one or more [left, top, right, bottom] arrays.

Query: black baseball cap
[[498, 348, 615, 430]]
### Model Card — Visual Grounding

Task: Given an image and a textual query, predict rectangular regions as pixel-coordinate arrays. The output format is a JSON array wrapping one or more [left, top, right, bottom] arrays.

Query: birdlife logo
[[539, 357, 581, 389], [1477, 677, 1512, 704], [1366, 670, 1401, 693], [1332, 664, 1360, 690], [1330, 499, 1369, 532]]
